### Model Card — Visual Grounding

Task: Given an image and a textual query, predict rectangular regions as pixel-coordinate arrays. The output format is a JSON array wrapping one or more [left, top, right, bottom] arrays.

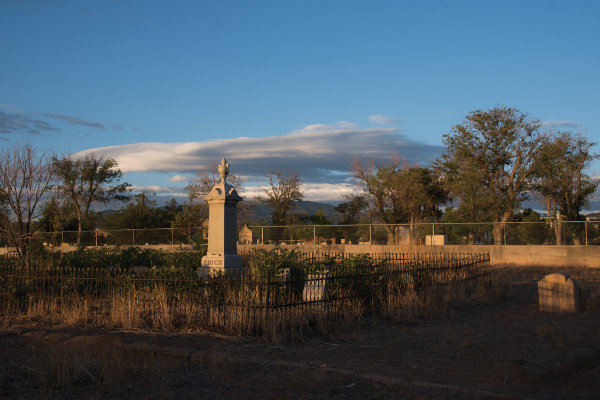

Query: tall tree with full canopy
[[435, 107, 543, 244], [532, 131, 598, 243]]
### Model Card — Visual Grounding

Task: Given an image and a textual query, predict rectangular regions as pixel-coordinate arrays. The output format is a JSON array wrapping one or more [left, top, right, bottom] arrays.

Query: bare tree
[[255, 170, 303, 225], [0, 143, 54, 258], [53, 154, 130, 245]]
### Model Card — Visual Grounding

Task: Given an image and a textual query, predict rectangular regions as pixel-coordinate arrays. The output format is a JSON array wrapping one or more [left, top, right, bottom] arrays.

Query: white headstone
[[302, 273, 328, 302]]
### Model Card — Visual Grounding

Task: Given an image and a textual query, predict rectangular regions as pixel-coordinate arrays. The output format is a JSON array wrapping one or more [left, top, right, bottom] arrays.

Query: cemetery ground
[[1, 265, 599, 399]]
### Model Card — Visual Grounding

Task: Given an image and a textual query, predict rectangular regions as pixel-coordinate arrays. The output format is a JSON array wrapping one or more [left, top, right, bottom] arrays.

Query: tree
[[172, 184, 208, 243], [334, 194, 368, 224], [532, 131, 598, 244], [0, 143, 54, 258], [435, 107, 543, 244], [353, 159, 449, 239], [533, 131, 598, 219], [255, 170, 303, 225], [53, 154, 130, 245]]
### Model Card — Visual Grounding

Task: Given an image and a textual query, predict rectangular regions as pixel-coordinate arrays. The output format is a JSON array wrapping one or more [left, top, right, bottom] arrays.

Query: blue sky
[[1, 0, 599, 204]]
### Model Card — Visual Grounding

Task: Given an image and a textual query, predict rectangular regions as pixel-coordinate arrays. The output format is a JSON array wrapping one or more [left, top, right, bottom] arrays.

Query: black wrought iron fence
[[0, 252, 490, 340]]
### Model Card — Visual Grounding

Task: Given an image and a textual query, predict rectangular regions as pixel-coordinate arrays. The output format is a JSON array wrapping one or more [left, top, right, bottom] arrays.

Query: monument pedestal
[[198, 158, 244, 277], [199, 252, 243, 276]]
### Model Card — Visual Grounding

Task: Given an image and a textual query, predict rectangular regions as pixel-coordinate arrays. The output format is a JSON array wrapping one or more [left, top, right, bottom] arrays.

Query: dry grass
[[1, 261, 496, 343]]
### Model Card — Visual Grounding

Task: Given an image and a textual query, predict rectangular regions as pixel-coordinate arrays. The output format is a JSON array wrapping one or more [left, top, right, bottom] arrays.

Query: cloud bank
[[0, 105, 127, 136], [74, 122, 443, 184]]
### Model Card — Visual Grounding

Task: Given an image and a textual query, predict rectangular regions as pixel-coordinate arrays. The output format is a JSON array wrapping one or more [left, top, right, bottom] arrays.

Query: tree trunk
[[493, 211, 513, 245], [554, 217, 563, 245], [75, 206, 83, 246], [77, 221, 82, 246]]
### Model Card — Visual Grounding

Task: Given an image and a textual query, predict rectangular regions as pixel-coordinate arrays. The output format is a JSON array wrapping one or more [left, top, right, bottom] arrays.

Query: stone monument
[[199, 158, 243, 276]]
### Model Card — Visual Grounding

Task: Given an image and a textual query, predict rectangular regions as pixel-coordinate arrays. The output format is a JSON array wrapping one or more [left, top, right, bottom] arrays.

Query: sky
[[1, 0, 599, 206]]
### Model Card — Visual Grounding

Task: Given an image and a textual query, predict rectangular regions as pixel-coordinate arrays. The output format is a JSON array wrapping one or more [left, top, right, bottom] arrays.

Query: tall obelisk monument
[[199, 158, 243, 275]]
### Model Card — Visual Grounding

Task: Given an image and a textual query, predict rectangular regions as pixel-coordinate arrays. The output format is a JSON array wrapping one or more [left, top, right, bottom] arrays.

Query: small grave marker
[[538, 273, 581, 312], [303, 273, 328, 302]]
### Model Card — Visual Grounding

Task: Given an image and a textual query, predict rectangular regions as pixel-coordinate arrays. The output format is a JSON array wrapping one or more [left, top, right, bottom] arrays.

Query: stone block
[[425, 235, 447, 245], [538, 273, 581, 312], [302, 273, 328, 302]]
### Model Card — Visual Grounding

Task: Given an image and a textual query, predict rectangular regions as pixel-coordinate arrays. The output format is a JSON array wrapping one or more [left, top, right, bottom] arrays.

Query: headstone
[[199, 158, 244, 276], [278, 267, 291, 282], [425, 235, 447, 245], [391, 226, 412, 245], [239, 225, 252, 244], [538, 273, 581, 312], [302, 273, 328, 302]]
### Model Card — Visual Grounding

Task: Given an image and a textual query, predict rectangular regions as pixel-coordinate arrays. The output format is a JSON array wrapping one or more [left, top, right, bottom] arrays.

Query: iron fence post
[[132, 229, 135, 245], [171, 228, 174, 245], [585, 221, 588, 246], [369, 224, 372, 243], [313, 225, 316, 244]]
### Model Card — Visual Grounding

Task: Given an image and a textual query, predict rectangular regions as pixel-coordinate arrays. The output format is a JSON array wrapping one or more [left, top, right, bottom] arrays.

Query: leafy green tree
[[53, 154, 130, 245], [353, 159, 449, 240], [513, 209, 549, 245], [38, 196, 81, 239], [532, 131, 598, 244], [335, 194, 368, 224], [533, 131, 597, 219], [435, 107, 543, 244]]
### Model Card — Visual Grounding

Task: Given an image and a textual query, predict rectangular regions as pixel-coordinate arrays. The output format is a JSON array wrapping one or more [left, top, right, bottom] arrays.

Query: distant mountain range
[[248, 200, 339, 224]]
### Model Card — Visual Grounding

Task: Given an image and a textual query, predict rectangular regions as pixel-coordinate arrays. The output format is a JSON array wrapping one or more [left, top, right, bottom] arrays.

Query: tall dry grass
[[1, 255, 495, 342]]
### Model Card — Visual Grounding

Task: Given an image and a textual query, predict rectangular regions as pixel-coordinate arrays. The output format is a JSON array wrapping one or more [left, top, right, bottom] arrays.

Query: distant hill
[[96, 199, 341, 225], [247, 200, 340, 224]]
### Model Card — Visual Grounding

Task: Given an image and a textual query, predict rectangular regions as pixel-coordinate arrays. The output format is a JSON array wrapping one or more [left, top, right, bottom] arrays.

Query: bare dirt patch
[[2, 266, 599, 399]]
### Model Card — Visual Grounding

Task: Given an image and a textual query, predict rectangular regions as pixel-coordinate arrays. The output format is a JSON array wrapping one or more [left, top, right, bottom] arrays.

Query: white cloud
[[369, 114, 399, 125], [130, 185, 170, 193], [74, 120, 442, 185], [241, 182, 355, 202], [169, 174, 192, 182], [541, 120, 582, 128]]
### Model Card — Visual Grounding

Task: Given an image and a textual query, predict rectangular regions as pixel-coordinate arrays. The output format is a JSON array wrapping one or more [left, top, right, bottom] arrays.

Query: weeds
[[0, 250, 492, 342]]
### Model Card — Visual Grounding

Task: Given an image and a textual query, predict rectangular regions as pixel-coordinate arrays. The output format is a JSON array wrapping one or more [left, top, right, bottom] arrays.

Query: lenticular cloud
[[74, 123, 442, 183]]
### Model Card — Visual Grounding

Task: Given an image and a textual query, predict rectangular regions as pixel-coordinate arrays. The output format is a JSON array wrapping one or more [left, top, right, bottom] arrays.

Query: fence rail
[[8, 221, 600, 249]]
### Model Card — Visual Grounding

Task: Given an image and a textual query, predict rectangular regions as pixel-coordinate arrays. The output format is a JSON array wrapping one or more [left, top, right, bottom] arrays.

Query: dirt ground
[[1, 266, 600, 400]]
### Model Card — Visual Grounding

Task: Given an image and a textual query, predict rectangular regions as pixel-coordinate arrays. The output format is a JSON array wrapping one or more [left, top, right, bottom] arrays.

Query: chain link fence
[[1, 221, 599, 249], [242, 221, 600, 246]]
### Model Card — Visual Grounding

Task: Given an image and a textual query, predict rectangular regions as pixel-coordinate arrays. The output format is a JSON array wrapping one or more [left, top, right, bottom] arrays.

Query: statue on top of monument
[[218, 157, 229, 183]]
